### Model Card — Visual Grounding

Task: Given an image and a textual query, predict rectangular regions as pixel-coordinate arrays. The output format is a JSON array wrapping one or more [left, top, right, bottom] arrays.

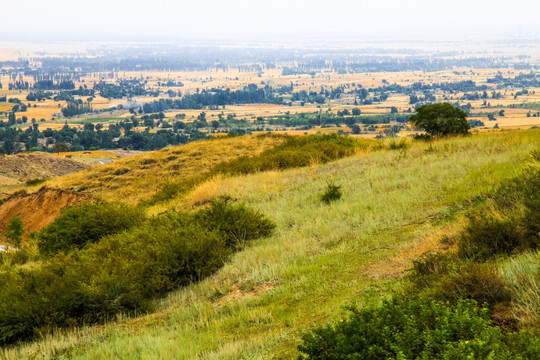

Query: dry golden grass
[[45, 135, 284, 205], [3, 67, 540, 134]]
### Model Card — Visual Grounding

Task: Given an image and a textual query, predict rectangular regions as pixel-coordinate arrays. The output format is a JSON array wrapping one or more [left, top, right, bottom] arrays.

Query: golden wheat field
[[2, 66, 540, 136]]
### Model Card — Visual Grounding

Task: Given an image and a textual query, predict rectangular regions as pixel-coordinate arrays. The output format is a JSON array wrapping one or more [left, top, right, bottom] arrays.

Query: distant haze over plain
[[1, 0, 539, 42]]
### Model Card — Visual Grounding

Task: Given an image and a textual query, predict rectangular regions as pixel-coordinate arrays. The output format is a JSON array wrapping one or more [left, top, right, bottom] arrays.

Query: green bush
[[320, 183, 342, 204], [214, 134, 361, 175], [192, 198, 276, 249], [409, 256, 512, 315], [408, 252, 455, 289], [24, 178, 47, 187], [435, 263, 512, 312], [298, 297, 539, 360], [37, 202, 145, 255], [4, 217, 24, 249], [456, 162, 540, 260], [0, 200, 275, 346], [457, 211, 523, 260]]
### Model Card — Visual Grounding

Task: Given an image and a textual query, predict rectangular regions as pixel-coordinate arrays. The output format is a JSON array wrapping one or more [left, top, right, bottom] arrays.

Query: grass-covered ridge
[[45, 134, 284, 205], [1, 130, 539, 359]]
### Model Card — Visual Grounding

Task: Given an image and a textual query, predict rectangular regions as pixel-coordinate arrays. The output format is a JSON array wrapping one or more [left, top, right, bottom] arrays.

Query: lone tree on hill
[[409, 103, 470, 137]]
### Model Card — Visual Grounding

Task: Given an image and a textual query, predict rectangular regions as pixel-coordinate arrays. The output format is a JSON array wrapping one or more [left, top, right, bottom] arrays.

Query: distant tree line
[[0, 118, 210, 154], [142, 84, 283, 112]]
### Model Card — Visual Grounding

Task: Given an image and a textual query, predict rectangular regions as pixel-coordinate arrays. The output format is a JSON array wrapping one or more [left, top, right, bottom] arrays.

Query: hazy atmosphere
[[2, 0, 540, 41], [1, 0, 540, 359]]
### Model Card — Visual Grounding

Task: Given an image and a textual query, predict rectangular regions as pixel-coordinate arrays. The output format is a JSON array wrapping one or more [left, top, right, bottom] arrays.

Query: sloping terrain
[[3, 129, 538, 359], [0, 152, 90, 201], [46, 135, 284, 205], [0, 188, 91, 239], [0, 152, 89, 182]]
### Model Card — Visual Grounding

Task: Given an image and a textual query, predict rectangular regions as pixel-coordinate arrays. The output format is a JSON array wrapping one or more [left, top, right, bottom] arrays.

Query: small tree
[[53, 142, 69, 154], [409, 103, 469, 137], [4, 217, 24, 248]]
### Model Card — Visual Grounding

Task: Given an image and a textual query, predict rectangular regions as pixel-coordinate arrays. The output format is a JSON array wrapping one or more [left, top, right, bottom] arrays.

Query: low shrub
[[457, 211, 523, 260], [456, 161, 540, 260], [320, 183, 342, 204], [407, 252, 455, 289], [214, 134, 361, 175], [192, 198, 276, 249], [24, 178, 46, 187], [37, 202, 145, 256], [298, 297, 539, 360], [408, 256, 514, 327], [435, 263, 512, 312]]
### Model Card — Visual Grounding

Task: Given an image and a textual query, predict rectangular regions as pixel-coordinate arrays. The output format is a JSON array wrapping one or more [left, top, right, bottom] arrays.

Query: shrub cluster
[[298, 297, 539, 360], [24, 178, 47, 187], [408, 158, 540, 325], [37, 202, 145, 255], [0, 199, 275, 345], [299, 150, 540, 359], [214, 134, 361, 175], [457, 164, 540, 260], [192, 198, 275, 249]]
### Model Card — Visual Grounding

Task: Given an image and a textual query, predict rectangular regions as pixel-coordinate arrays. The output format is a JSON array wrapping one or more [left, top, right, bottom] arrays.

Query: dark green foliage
[[0, 199, 275, 345], [408, 252, 455, 288], [24, 178, 47, 187], [458, 212, 523, 260], [192, 198, 276, 249], [37, 202, 145, 255], [409, 103, 470, 137], [456, 161, 540, 261], [320, 183, 342, 204], [4, 217, 24, 248], [409, 256, 512, 313], [298, 297, 539, 360], [214, 134, 360, 175]]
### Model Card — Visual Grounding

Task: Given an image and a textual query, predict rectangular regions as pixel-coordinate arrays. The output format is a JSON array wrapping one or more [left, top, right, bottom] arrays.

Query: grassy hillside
[[45, 135, 284, 205], [2, 129, 538, 359]]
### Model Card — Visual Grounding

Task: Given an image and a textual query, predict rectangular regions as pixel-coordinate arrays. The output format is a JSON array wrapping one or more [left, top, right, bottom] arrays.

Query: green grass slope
[[3, 130, 540, 359]]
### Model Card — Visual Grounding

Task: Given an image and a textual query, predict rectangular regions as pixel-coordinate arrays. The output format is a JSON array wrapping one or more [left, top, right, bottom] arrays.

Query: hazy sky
[[2, 0, 539, 41]]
